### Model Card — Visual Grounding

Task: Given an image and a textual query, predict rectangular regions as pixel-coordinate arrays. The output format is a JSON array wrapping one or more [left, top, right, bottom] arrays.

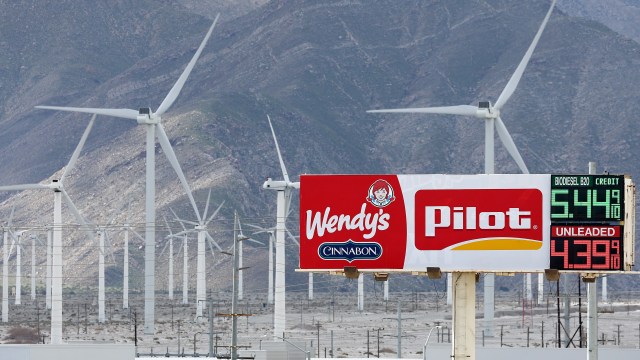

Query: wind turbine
[[8, 229, 29, 305], [0, 115, 96, 343], [120, 201, 144, 309], [367, 0, 556, 336], [35, 14, 220, 334], [1, 208, 14, 322], [45, 226, 52, 309], [159, 216, 176, 301], [171, 213, 191, 305], [170, 193, 224, 320], [87, 210, 120, 323], [262, 115, 300, 339], [29, 233, 42, 301], [235, 217, 263, 301]]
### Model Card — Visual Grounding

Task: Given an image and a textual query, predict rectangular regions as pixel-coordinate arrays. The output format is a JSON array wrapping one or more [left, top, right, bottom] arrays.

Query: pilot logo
[[366, 179, 395, 208], [415, 188, 543, 251]]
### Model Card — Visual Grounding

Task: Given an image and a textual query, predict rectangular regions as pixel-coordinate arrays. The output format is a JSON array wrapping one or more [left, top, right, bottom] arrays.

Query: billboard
[[300, 174, 551, 272]]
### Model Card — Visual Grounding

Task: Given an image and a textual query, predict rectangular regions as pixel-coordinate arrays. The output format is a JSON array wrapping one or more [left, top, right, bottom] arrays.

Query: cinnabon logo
[[415, 189, 543, 251]]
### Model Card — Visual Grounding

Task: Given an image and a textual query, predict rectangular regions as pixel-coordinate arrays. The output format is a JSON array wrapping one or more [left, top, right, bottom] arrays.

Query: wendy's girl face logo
[[366, 179, 395, 208], [300, 175, 407, 270]]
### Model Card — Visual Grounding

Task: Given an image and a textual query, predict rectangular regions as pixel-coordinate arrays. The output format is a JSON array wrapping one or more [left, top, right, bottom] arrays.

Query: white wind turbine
[[368, 0, 556, 335], [9, 229, 29, 305], [45, 226, 52, 309], [86, 210, 120, 323], [235, 217, 263, 301], [120, 202, 144, 309], [35, 14, 220, 334], [159, 216, 176, 300], [1, 208, 14, 322], [262, 115, 300, 339], [170, 214, 191, 305], [29, 233, 43, 301], [170, 193, 224, 320], [0, 116, 96, 343]]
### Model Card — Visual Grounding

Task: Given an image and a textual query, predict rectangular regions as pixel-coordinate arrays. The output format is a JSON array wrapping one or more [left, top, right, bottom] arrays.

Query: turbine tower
[[170, 195, 224, 320], [121, 202, 143, 309], [9, 230, 28, 305], [262, 115, 300, 340], [35, 15, 220, 334], [368, 0, 556, 336], [0, 116, 96, 343], [2, 207, 15, 322]]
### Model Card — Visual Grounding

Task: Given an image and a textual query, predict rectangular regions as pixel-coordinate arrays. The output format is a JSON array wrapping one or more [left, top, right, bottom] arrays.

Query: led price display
[[550, 225, 623, 271], [551, 175, 624, 222]]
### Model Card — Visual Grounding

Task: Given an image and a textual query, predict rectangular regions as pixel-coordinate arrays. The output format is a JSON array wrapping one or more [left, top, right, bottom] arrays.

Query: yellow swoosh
[[451, 238, 542, 251]]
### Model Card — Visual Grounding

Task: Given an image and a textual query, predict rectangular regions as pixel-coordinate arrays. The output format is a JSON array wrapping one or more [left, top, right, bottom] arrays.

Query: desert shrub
[[4, 326, 40, 344]]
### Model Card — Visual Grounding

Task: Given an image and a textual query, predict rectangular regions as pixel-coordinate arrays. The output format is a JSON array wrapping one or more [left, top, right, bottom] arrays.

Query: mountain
[[557, 0, 640, 44], [0, 0, 639, 294]]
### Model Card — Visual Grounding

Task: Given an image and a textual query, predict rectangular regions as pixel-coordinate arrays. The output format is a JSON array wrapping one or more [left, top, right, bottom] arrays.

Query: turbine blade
[[163, 215, 173, 235], [267, 115, 290, 183], [156, 123, 201, 222], [0, 184, 49, 191], [205, 231, 223, 251], [61, 115, 95, 183], [35, 106, 139, 120], [172, 229, 195, 238], [283, 188, 292, 219], [130, 228, 145, 243], [170, 208, 189, 231], [104, 232, 116, 263], [205, 201, 225, 225], [155, 14, 220, 116], [367, 105, 479, 116], [8, 206, 15, 227], [246, 223, 266, 231], [494, 0, 556, 110], [286, 228, 300, 246], [246, 238, 264, 246], [495, 117, 529, 174], [61, 189, 97, 247], [203, 189, 212, 221], [159, 239, 171, 259]]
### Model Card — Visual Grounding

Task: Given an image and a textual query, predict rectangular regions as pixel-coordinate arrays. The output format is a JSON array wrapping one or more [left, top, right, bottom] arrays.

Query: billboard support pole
[[451, 272, 476, 360]]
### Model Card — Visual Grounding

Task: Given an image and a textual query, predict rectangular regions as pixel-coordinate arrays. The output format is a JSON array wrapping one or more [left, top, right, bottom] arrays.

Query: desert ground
[[1, 277, 640, 358]]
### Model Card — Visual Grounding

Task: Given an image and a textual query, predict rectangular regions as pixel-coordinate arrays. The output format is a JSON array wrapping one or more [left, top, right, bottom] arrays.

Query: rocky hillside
[[0, 0, 639, 294]]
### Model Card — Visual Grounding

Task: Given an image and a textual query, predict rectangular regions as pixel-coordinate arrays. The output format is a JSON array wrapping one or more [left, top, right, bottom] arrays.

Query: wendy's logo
[[366, 179, 395, 208]]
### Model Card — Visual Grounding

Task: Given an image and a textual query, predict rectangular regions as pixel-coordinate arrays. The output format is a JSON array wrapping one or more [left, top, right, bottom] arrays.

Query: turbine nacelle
[[137, 108, 159, 125], [50, 179, 62, 192], [476, 101, 499, 119], [263, 178, 299, 190]]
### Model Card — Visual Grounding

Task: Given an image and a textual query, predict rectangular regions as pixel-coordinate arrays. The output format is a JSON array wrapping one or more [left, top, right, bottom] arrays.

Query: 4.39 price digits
[[550, 237, 621, 270]]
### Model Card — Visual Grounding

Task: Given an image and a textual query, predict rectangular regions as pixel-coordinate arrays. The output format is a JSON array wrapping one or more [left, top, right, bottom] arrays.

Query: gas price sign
[[550, 225, 623, 271], [551, 175, 624, 222]]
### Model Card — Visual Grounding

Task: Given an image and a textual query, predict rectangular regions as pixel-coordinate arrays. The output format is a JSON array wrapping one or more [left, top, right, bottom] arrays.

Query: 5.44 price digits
[[550, 238, 621, 270], [551, 188, 621, 220]]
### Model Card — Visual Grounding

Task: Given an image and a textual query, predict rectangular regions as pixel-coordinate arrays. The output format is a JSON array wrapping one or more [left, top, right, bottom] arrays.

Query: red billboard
[[299, 174, 551, 272]]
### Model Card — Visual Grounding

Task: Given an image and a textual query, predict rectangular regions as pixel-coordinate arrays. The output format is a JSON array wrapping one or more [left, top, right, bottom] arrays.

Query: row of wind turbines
[[0, 11, 297, 342], [0, 10, 327, 345]]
